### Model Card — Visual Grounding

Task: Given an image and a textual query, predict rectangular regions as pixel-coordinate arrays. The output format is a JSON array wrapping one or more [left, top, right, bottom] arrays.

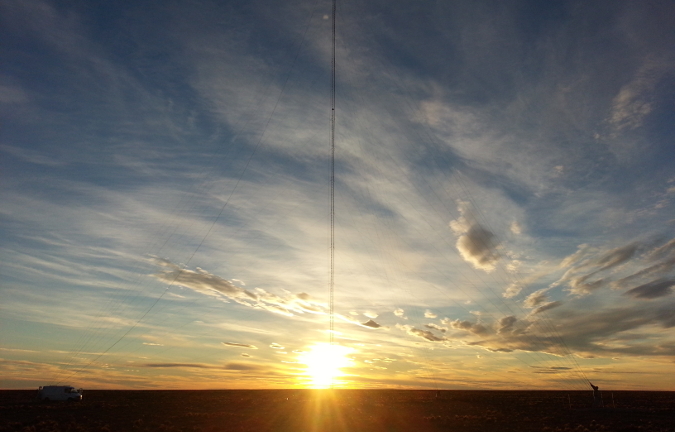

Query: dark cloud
[[447, 319, 489, 335], [450, 202, 500, 272], [398, 324, 446, 342], [562, 305, 675, 338], [482, 346, 513, 353], [223, 362, 264, 371], [222, 342, 258, 349], [532, 366, 572, 374], [655, 308, 675, 328], [456, 226, 500, 271], [141, 362, 265, 371], [142, 363, 213, 369], [336, 313, 386, 329], [531, 301, 562, 315], [624, 280, 675, 299], [434, 300, 675, 359], [611, 257, 675, 290], [594, 244, 638, 271], [645, 238, 675, 261], [496, 316, 517, 334], [362, 319, 383, 328], [411, 328, 445, 342]]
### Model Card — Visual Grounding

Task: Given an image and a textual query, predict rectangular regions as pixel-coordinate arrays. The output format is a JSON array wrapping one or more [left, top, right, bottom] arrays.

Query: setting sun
[[298, 343, 354, 388]]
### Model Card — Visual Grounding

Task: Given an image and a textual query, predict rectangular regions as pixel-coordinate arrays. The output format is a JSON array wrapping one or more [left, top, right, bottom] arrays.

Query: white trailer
[[38, 385, 83, 401]]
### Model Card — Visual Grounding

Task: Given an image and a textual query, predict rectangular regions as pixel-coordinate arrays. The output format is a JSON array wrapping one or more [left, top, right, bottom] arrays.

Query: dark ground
[[1, 390, 673, 432]]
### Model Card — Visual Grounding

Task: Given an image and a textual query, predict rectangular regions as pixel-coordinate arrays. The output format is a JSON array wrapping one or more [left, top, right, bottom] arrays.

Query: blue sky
[[1, 0, 675, 390]]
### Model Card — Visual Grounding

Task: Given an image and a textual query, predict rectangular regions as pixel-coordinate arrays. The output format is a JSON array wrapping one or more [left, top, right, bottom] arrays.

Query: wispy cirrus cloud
[[152, 258, 326, 317], [608, 55, 674, 132], [3, 0, 675, 391], [552, 238, 675, 301]]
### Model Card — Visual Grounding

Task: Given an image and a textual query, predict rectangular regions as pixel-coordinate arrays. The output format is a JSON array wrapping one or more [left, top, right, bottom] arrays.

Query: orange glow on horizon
[[298, 343, 355, 388]]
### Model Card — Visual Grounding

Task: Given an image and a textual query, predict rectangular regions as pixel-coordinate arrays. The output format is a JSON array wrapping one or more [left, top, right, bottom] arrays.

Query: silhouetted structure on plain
[[590, 382, 603, 407]]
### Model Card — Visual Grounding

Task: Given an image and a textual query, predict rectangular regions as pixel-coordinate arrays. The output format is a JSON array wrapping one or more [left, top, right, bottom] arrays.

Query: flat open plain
[[1, 390, 673, 432]]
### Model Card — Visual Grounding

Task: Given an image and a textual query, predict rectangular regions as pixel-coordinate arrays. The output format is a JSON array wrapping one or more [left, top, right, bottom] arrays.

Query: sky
[[1, 0, 675, 390]]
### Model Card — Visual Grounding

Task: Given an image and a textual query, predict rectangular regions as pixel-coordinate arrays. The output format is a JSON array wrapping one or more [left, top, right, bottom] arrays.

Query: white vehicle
[[38, 385, 83, 402]]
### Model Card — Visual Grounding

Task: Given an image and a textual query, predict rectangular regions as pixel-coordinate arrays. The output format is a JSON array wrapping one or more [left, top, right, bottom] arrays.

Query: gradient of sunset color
[[2, 0, 675, 390]]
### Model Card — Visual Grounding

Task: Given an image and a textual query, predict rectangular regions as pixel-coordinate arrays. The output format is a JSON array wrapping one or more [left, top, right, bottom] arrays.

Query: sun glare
[[298, 343, 354, 388]]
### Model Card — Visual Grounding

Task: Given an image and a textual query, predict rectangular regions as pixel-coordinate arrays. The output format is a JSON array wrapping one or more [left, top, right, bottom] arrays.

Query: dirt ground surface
[[1, 390, 673, 432]]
